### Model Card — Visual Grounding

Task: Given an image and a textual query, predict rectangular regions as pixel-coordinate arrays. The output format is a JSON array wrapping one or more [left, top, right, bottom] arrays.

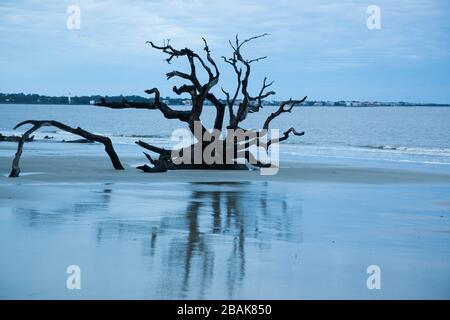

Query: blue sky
[[0, 0, 449, 103]]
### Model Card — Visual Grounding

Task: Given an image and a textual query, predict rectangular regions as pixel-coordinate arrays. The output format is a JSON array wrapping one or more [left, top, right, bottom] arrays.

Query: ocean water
[[1, 104, 450, 169], [1, 104, 450, 299]]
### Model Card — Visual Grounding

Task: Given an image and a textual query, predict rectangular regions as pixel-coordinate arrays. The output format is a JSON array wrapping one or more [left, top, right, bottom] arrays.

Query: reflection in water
[[11, 181, 303, 299], [151, 181, 303, 298], [14, 188, 112, 227]]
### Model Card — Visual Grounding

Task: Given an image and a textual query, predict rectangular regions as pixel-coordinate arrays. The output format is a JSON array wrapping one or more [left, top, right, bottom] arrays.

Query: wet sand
[[2, 154, 450, 185], [0, 153, 450, 299]]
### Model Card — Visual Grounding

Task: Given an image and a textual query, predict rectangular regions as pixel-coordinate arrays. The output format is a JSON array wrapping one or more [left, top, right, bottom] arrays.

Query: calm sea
[[1, 104, 450, 169]]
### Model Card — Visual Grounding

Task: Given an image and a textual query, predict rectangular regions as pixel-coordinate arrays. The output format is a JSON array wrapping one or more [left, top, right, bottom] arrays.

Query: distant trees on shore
[[0, 93, 150, 105], [1, 93, 448, 107]]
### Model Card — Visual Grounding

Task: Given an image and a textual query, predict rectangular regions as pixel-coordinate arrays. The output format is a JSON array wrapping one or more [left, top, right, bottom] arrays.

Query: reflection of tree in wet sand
[[12, 181, 303, 299], [167, 183, 248, 298], [155, 181, 302, 299]]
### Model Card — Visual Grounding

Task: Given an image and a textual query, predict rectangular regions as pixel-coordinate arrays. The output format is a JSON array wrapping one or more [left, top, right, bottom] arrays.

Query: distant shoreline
[[1, 102, 450, 107], [1, 93, 449, 107]]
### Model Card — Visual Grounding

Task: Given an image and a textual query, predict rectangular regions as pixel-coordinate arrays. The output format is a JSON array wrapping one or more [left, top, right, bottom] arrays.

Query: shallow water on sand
[[0, 181, 449, 299], [1, 104, 450, 166]]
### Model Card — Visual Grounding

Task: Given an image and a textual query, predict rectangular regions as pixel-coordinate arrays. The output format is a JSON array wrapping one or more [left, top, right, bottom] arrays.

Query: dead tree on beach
[[9, 120, 124, 177], [8, 34, 306, 176], [97, 34, 306, 172]]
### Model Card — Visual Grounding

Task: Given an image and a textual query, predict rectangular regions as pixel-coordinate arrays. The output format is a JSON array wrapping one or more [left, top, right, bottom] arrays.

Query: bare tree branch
[[249, 77, 275, 113], [96, 88, 191, 122], [135, 140, 171, 156], [267, 127, 305, 148], [9, 120, 124, 177], [225, 34, 270, 128], [247, 56, 267, 64], [237, 33, 270, 51], [263, 97, 307, 130]]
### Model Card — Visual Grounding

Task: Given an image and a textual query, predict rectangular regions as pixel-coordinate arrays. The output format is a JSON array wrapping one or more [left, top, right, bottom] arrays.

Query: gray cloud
[[0, 0, 449, 102]]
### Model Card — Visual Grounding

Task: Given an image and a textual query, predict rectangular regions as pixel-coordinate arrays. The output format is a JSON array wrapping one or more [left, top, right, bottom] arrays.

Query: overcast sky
[[0, 0, 449, 103]]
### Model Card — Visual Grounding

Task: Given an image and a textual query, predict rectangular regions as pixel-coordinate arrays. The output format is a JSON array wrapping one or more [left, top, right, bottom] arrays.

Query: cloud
[[0, 0, 449, 102]]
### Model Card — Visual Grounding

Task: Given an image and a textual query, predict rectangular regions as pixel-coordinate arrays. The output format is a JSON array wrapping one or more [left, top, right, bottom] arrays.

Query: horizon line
[[1, 92, 449, 106]]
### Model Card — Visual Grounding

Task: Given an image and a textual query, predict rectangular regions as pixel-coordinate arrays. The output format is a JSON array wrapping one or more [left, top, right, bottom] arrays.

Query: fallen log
[[9, 120, 124, 177]]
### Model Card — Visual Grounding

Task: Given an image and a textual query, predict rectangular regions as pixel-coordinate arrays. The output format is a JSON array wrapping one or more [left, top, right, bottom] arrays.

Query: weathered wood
[[96, 35, 307, 173], [9, 120, 124, 177]]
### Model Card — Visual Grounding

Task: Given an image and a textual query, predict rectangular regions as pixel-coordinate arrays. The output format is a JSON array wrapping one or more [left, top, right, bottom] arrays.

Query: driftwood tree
[[9, 34, 306, 177], [97, 34, 306, 172], [9, 120, 124, 177]]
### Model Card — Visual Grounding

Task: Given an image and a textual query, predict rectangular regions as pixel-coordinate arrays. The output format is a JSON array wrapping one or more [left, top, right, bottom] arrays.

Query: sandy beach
[[2, 143, 450, 185], [1, 146, 449, 299]]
